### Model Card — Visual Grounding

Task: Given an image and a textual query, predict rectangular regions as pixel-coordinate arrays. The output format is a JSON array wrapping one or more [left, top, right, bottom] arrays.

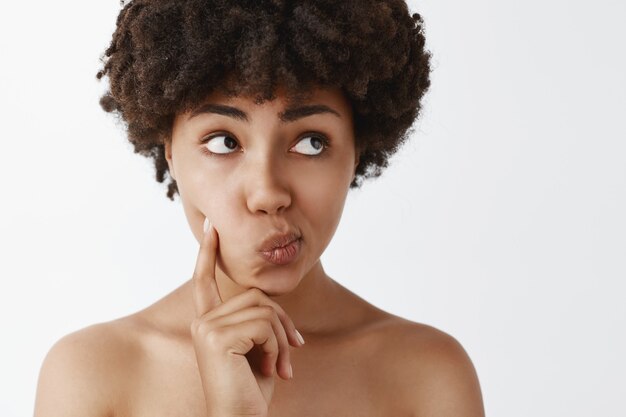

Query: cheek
[[178, 169, 232, 244], [298, 172, 350, 246]]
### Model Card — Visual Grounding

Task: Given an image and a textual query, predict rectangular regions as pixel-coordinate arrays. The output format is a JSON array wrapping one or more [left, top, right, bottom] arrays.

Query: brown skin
[[33, 86, 485, 417], [165, 84, 360, 312], [94, 1, 433, 202]]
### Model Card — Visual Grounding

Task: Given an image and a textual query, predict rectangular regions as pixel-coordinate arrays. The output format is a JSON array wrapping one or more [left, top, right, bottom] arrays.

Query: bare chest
[[267, 353, 405, 417], [117, 338, 408, 417]]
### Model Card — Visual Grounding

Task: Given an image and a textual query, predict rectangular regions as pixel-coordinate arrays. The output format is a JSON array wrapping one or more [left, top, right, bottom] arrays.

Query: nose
[[245, 153, 292, 216]]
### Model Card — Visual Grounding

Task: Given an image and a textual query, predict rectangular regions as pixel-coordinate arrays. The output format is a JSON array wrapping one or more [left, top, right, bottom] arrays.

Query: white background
[[1, 1, 624, 415]]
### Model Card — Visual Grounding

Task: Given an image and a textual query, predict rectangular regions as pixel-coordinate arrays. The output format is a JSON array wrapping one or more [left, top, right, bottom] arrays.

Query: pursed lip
[[257, 230, 302, 252]]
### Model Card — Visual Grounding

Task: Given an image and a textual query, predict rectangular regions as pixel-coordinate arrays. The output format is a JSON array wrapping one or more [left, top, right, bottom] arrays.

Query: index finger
[[192, 217, 223, 318]]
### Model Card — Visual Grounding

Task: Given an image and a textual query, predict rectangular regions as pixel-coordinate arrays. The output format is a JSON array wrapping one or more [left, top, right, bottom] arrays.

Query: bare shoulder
[[366, 316, 485, 417], [34, 318, 143, 417]]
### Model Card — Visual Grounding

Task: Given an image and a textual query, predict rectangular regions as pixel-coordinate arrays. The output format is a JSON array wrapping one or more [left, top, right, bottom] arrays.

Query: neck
[[178, 260, 342, 337]]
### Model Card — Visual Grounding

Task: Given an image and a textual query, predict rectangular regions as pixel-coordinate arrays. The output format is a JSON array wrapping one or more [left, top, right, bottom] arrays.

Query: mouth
[[257, 237, 302, 265], [257, 230, 302, 253]]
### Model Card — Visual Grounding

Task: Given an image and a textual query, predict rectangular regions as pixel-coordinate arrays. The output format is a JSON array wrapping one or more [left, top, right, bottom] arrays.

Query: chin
[[243, 270, 303, 296]]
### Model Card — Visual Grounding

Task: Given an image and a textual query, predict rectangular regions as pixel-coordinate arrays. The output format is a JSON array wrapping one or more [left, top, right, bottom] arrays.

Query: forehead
[[188, 84, 353, 119]]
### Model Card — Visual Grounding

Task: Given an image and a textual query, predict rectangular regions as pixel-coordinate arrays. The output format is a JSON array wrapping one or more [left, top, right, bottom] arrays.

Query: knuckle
[[250, 287, 265, 299], [191, 319, 214, 337], [190, 321, 223, 351], [267, 301, 286, 318], [204, 327, 227, 349], [258, 305, 275, 319], [257, 319, 273, 334]]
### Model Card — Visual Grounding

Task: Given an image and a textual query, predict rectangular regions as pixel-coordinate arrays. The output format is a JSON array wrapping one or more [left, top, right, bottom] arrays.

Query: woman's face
[[165, 85, 359, 295]]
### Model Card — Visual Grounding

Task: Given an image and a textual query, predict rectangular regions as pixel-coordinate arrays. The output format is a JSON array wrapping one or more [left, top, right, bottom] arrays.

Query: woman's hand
[[190, 218, 305, 417]]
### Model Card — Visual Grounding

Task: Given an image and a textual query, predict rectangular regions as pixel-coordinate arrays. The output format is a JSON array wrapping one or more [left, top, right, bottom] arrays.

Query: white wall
[[1, 1, 624, 415]]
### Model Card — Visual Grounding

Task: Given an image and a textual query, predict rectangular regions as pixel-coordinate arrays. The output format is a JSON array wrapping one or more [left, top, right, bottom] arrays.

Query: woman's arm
[[33, 324, 125, 417]]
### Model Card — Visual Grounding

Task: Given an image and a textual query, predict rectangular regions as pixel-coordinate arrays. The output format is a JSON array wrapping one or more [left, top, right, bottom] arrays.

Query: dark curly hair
[[96, 0, 432, 201]]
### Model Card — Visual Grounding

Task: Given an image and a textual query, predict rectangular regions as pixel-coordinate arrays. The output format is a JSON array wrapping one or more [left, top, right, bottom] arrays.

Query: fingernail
[[203, 217, 211, 233], [289, 363, 293, 379], [295, 329, 305, 345]]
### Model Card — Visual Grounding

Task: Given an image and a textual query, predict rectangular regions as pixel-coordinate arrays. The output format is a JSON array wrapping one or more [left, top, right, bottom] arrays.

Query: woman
[[34, 0, 485, 416]]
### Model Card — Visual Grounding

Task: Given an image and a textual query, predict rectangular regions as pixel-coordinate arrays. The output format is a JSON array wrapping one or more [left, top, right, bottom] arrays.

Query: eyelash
[[199, 132, 331, 159]]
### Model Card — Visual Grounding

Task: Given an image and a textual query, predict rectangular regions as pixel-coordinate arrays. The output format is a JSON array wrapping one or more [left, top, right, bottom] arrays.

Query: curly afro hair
[[96, 0, 432, 201]]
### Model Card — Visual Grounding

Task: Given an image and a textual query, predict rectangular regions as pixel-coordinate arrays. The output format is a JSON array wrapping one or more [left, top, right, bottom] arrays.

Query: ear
[[352, 152, 360, 182], [353, 145, 361, 174], [164, 139, 176, 181]]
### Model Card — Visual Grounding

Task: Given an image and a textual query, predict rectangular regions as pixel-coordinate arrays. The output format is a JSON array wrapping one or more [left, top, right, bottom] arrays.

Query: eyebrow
[[187, 103, 342, 123]]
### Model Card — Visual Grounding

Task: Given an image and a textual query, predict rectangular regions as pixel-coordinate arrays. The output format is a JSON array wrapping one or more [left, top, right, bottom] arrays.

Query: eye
[[202, 133, 240, 155], [291, 134, 330, 156], [200, 132, 330, 157]]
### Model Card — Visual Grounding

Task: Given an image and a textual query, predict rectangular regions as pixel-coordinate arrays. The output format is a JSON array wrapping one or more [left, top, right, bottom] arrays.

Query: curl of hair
[[96, 0, 432, 200]]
